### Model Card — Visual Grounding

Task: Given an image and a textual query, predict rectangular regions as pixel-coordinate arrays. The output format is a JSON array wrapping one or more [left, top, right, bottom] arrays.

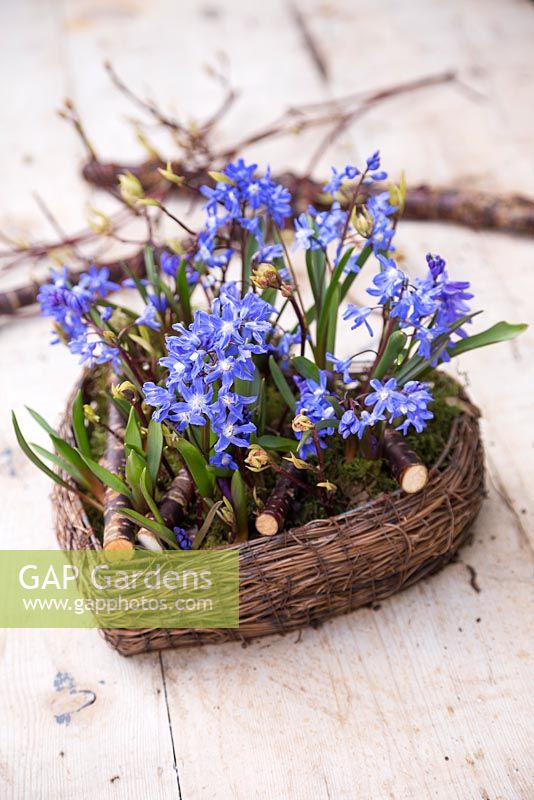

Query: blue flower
[[367, 255, 406, 304], [326, 352, 354, 385], [174, 527, 192, 550], [365, 192, 396, 253], [364, 377, 400, 416], [339, 410, 360, 439], [160, 251, 180, 277], [80, 266, 119, 297], [210, 451, 238, 471], [212, 418, 256, 452], [366, 151, 381, 171], [143, 382, 176, 422], [294, 214, 315, 250], [69, 331, 121, 371], [135, 302, 161, 331], [323, 164, 359, 195], [254, 243, 284, 263], [342, 304, 374, 336]]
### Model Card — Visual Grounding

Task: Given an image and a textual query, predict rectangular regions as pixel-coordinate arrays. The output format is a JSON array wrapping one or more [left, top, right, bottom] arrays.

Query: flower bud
[[83, 404, 100, 424], [100, 331, 116, 347], [158, 161, 185, 187], [291, 412, 314, 432], [87, 207, 112, 235], [245, 445, 271, 472], [112, 381, 138, 402], [118, 171, 144, 205], [251, 264, 280, 290], [353, 207, 373, 238]]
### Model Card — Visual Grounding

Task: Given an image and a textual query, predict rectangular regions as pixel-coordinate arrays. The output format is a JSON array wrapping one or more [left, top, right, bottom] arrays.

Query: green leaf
[[325, 285, 339, 356], [31, 443, 91, 490], [306, 248, 326, 308], [191, 500, 223, 550], [231, 470, 249, 542], [49, 433, 94, 483], [80, 453, 132, 498], [395, 312, 481, 385], [175, 438, 216, 498], [257, 435, 298, 452], [144, 245, 158, 286], [116, 507, 179, 549], [315, 247, 354, 366], [292, 355, 320, 384], [256, 378, 267, 437], [124, 406, 143, 453], [243, 234, 259, 290], [12, 412, 72, 491], [268, 356, 296, 413], [146, 419, 163, 485], [129, 333, 157, 357], [121, 261, 148, 302], [261, 287, 277, 306], [25, 407, 57, 437], [177, 260, 192, 326], [125, 449, 146, 508], [449, 321, 528, 357], [139, 468, 164, 524], [72, 390, 92, 457], [234, 364, 261, 399], [374, 330, 407, 380]]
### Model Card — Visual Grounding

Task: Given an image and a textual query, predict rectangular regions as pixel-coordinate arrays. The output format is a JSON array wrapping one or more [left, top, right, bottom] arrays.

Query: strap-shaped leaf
[[72, 390, 92, 457], [146, 418, 163, 485], [125, 449, 146, 509], [80, 453, 132, 498], [175, 438, 216, 498], [449, 321, 528, 357], [231, 470, 249, 542], [116, 507, 179, 549], [292, 356, 320, 384], [125, 406, 143, 453], [177, 259, 192, 326], [24, 406, 57, 436], [191, 501, 223, 550], [12, 412, 72, 491], [257, 435, 298, 452], [306, 248, 326, 308], [268, 356, 296, 413], [31, 442, 90, 490], [373, 330, 407, 380], [139, 468, 164, 524]]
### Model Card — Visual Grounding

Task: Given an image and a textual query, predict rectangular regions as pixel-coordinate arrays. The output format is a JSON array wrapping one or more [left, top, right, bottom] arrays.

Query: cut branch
[[103, 404, 136, 552], [0, 249, 146, 315], [381, 428, 428, 494], [137, 469, 194, 551], [255, 467, 299, 536], [82, 158, 534, 237]]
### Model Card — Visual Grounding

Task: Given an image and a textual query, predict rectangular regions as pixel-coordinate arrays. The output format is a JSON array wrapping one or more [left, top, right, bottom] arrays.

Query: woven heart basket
[[54, 378, 485, 656]]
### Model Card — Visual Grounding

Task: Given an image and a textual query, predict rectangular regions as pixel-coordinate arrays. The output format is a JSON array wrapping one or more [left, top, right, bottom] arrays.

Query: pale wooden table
[[0, 1, 533, 798]]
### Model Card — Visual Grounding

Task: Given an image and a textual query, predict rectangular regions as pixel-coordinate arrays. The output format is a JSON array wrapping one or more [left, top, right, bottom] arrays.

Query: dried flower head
[[291, 412, 314, 432], [245, 445, 271, 471]]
